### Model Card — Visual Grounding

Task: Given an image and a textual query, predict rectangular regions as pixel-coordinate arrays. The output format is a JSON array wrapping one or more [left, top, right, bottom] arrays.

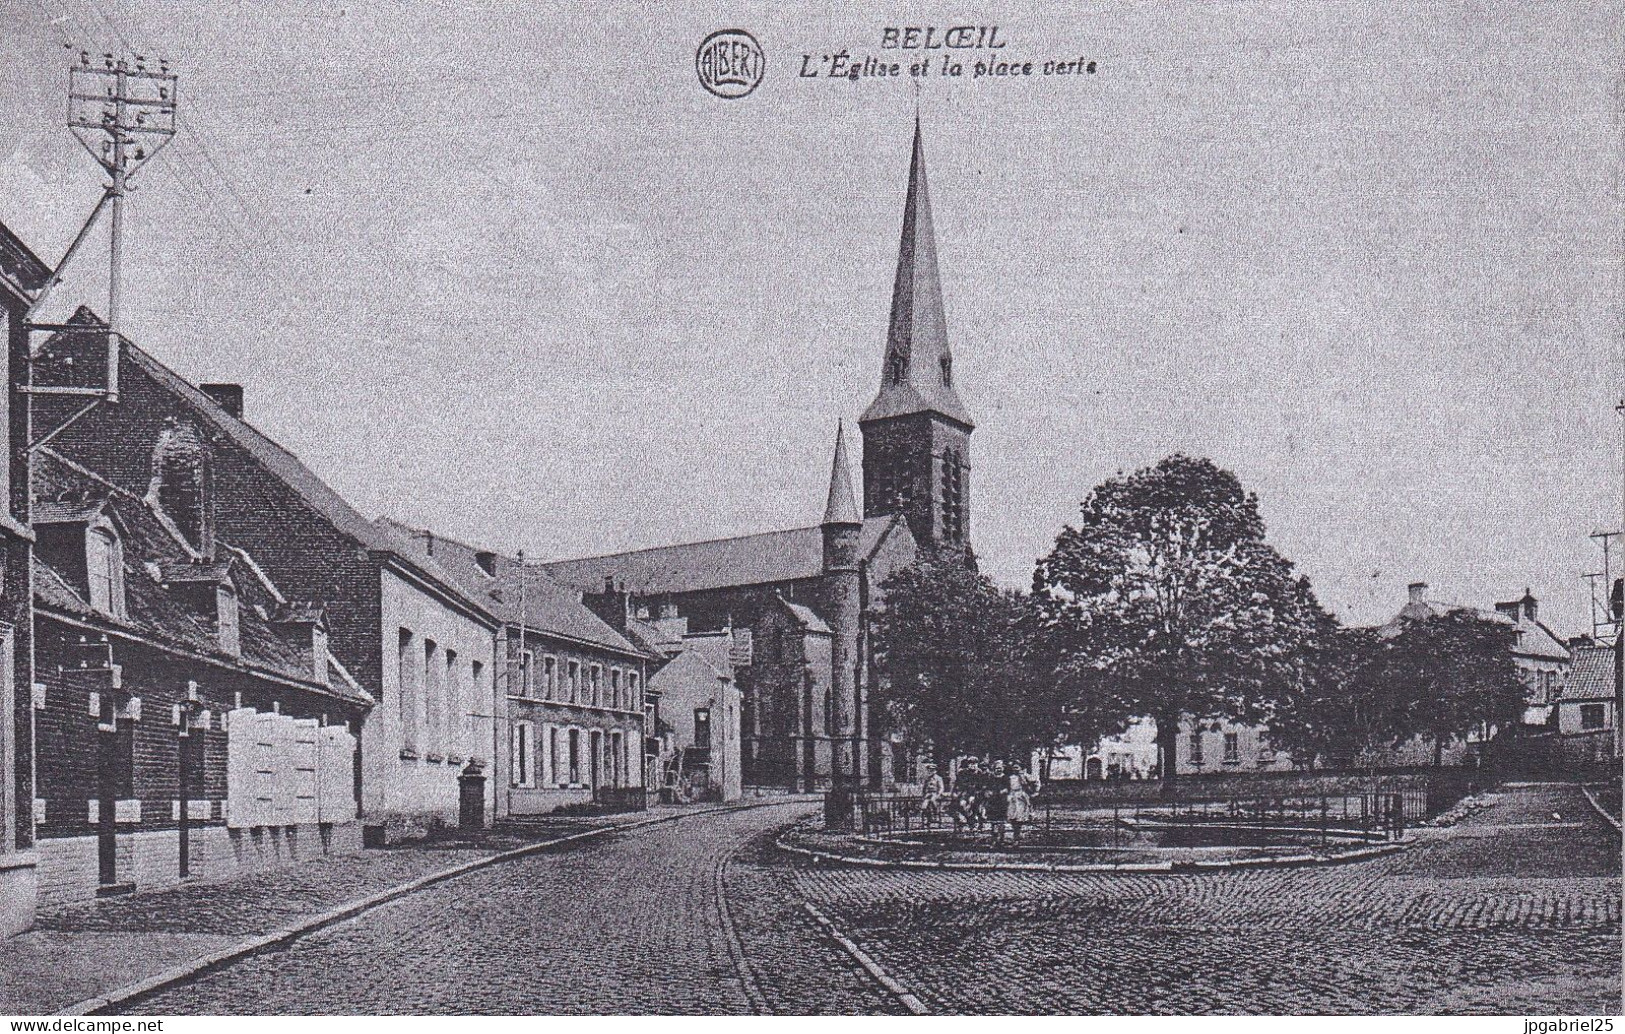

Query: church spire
[[859, 117, 973, 429], [822, 421, 861, 526]]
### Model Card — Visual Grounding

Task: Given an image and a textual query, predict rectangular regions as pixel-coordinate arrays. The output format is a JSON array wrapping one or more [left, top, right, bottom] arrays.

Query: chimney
[[1522, 589, 1538, 622], [1407, 582, 1428, 604], [580, 576, 633, 632], [200, 383, 244, 419]]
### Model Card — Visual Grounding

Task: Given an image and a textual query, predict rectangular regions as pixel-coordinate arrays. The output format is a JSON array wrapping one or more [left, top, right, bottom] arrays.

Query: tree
[[1272, 609, 1525, 768], [1032, 454, 1327, 788], [871, 552, 1064, 767], [1270, 625, 1408, 767]]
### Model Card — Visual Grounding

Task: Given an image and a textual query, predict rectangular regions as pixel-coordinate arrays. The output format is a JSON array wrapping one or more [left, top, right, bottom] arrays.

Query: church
[[542, 120, 976, 791]]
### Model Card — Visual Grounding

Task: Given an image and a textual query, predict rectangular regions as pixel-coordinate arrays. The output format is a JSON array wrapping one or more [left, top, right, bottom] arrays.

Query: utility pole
[[24, 52, 176, 437], [1615, 401, 1625, 759]]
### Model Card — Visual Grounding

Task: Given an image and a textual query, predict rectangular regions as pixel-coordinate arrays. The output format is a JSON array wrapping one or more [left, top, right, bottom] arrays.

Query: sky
[[1, 1, 1620, 635]]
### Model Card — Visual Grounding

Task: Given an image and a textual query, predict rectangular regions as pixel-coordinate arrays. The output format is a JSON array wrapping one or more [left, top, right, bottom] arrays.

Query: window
[[549, 725, 561, 786], [85, 528, 125, 618], [568, 728, 581, 784], [423, 639, 441, 755], [610, 669, 621, 709], [1581, 703, 1606, 731], [398, 628, 418, 753], [695, 708, 712, 749], [511, 722, 533, 787], [568, 661, 580, 704], [216, 586, 240, 657], [590, 665, 602, 706], [888, 351, 906, 385], [940, 353, 952, 387], [1257, 731, 1276, 763], [518, 649, 535, 698], [610, 731, 623, 786], [1188, 729, 1203, 765], [1223, 732, 1240, 764], [628, 671, 640, 711], [444, 649, 459, 755], [543, 656, 557, 700], [940, 447, 965, 543], [469, 661, 485, 757]]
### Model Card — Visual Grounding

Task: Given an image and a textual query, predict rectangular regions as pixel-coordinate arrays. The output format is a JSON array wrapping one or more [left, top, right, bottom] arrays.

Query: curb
[[1580, 785, 1623, 833], [68, 797, 816, 1016], [773, 830, 1405, 874], [803, 902, 927, 1015]]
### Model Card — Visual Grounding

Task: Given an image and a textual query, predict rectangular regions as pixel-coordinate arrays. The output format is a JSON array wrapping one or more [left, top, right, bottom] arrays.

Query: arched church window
[[940, 448, 965, 543], [940, 354, 953, 387], [889, 352, 907, 385]]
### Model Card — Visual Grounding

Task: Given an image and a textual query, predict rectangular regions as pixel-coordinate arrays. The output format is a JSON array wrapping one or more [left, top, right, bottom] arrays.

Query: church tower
[[859, 118, 973, 550]]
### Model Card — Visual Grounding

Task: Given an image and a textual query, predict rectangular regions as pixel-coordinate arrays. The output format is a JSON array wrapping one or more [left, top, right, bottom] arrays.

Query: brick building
[[383, 525, 653, 815], [30, 315, 501, 843], [0, 223, 50, 935], [29, 450, 370, 906], [541, 121, 970, 790]]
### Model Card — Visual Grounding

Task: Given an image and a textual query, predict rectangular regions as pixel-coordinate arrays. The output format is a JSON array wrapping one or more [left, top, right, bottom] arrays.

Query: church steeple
[[860, 117, 973, 429], [858, 119, 974, 550], [822, 421, 860, 526]]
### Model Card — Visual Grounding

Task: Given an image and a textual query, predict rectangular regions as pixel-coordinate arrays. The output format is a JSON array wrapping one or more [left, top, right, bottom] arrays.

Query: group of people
[[919, 756, 1041, 847]]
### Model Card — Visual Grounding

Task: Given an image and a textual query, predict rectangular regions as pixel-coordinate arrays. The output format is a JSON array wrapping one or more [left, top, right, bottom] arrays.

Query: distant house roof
[[539, 515, 903, 596], [1381, 592, 1570, 662], [378, 519, 646, 658], [678, 632, 735, 681], [31, 451, 370, 707], [779, 597, 831, 635], [621, 616, 683, 658], [1563, 645, 1616, 702], [36, 316, 496, 628]]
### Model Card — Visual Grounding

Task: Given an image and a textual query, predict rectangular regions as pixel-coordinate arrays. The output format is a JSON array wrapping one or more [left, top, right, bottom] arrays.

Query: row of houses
[[0, 216, 740, 932], [1044, 582, 1619, 782]]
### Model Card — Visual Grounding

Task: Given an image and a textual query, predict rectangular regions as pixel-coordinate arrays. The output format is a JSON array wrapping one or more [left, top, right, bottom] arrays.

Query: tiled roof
[[31, 452, 371, 708], [1563, 645, 1616, 702], [779, 598, 831, 634], [378, 520, 644, 658], [38, 326, 495, 626], [539, 516, 898, 596], [621, 617, 682, 658], [0, 219, 51, 299], [32, 498, 111, 525]]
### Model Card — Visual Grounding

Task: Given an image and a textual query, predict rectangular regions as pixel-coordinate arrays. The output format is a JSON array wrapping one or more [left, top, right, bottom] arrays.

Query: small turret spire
[[822, 421, 861, 526]]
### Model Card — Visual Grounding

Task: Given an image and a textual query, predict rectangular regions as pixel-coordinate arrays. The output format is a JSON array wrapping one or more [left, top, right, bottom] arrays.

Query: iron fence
[[1130, 791, 1416, 842]]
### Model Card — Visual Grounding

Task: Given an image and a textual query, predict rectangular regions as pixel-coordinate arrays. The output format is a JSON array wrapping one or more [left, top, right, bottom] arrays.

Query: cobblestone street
[[793, 783, 1623, 1014], [113, 785, 1619, 1015]]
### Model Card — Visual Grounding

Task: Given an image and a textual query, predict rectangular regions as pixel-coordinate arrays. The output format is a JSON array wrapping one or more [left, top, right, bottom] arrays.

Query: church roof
[[540, 516, 903, 596], [859, 118, 973, 429]]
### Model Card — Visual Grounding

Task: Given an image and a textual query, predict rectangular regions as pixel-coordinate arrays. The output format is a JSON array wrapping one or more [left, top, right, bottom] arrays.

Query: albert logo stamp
[[697, 29, 765, 99]]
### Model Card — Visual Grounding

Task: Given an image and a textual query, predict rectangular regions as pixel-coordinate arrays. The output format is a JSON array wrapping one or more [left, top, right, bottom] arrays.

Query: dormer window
[[216, 584, 240, 657], [85, 526, 126, 619]]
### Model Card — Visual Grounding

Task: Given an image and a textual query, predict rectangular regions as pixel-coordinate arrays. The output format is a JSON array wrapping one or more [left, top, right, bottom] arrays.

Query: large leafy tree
[[871, 552, 1064, 766], [1032, 454, 1327, 787]]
